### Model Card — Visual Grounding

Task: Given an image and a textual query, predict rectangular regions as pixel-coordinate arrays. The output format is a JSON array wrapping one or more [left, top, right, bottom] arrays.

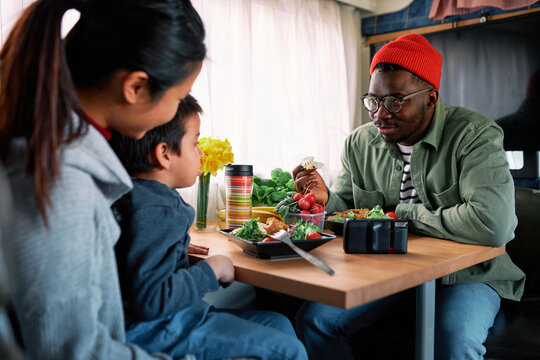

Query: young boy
[[109, 95, 307, 360]]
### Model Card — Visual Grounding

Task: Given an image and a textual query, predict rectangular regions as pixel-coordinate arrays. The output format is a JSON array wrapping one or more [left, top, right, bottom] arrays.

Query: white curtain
[[0, 0, 31, 46], [1, 0, 79, 43], [190, 0, 362, 183], [1, 0, 364, 204]]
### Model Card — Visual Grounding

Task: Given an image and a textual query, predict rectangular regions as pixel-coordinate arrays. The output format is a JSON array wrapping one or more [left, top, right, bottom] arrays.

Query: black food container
[[343, 219, 408, 254]]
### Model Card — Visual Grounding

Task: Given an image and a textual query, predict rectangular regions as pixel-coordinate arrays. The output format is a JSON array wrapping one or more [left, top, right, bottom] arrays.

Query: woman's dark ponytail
[[0, 0, 85, 222]]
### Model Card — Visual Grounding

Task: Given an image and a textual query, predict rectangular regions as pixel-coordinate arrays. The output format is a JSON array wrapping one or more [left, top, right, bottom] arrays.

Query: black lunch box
[[343, 219, 409, 254]]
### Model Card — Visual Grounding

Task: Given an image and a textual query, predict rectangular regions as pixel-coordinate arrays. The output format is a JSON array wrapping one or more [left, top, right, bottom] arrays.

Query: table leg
[[415, 280, 435, 360]]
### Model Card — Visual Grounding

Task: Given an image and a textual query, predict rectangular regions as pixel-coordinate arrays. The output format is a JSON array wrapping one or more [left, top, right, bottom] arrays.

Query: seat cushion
[[506, 187, 540, 297], [484, 186, 540, 359], [484, 298, 540, 359]]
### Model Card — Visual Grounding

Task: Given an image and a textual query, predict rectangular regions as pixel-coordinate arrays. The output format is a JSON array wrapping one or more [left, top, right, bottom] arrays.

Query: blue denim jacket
[[114, 178, 218, 324]]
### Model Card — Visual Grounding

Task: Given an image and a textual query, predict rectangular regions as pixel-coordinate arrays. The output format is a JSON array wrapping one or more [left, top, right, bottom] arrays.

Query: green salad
[[232, 219, 266, 241], [231, 218, 321, 242], [290, 221, 320, 240], [327, 205, 392, 222]]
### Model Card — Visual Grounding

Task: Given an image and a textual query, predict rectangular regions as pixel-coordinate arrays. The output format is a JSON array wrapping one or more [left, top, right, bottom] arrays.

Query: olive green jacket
[[327, 98, 525, 301]]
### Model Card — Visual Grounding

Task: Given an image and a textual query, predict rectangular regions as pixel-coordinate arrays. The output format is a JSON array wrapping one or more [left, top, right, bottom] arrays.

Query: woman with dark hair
[[0, 0, 208, 358]]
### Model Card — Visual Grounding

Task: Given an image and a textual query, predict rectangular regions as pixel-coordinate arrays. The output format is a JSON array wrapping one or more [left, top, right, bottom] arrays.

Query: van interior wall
[[423, 15, 540, 122], [371, 15, 539, 121], [371, 14, 540, 182], [426, 16, 540, 182]]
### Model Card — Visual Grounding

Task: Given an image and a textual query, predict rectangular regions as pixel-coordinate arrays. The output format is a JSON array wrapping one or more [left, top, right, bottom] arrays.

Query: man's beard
[[381, 104, 427, 144]]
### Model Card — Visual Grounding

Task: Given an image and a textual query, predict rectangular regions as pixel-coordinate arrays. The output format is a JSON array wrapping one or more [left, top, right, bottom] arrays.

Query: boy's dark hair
[[110, 95, 202, 175]]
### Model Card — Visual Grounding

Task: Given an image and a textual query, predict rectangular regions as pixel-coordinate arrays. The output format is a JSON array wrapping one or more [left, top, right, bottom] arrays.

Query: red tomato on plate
[[262, 237, 277, 242], [385, 212, 398, 219], [306, 232, 322, 239]]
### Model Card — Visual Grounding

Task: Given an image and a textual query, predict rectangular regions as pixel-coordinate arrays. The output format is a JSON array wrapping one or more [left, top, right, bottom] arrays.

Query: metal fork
[[269, 229, 335, 276]]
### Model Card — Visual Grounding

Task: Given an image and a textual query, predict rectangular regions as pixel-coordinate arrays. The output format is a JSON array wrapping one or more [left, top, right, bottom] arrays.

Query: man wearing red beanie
[[293, 33, 524, 359]]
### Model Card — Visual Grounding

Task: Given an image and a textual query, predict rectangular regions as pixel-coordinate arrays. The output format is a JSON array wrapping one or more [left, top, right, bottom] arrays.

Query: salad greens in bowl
[[325, 205, 400, 235], [220, 218, 336, 259]]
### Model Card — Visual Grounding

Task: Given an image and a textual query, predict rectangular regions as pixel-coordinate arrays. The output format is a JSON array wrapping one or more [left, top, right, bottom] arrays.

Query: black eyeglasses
[[361, 88, 434, 113]]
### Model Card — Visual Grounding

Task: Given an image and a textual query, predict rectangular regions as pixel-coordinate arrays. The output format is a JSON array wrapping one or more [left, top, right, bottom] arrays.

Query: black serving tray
[[324, 219, 345, 236], [343, 218, 408, 254], [219, 229, 336, 259]]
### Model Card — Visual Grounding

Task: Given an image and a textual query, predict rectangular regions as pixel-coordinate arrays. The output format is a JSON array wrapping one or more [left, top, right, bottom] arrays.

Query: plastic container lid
[[225, 164, 253, 176]]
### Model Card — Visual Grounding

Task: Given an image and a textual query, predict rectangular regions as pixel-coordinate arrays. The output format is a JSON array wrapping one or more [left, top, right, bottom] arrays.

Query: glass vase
[[194, 173, 218, 232]]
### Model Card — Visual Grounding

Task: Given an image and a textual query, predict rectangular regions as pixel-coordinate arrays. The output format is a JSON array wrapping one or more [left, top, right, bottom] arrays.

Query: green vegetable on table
[[291, 221, 320, 240], [232, 218, 321, 242], [271, 168, 293, 187], [327, 205, 392, 222], [326, 214, 344, 222], [233, 218, 266, 241], [252, 168, 295, 206], [260, 178, 278, 188], [365, 205, 391, 219], [274, 196, 299, 219]]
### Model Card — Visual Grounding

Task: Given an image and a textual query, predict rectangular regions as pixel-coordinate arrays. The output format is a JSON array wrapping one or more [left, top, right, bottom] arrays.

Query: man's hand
[[292, 164, 329, 205]]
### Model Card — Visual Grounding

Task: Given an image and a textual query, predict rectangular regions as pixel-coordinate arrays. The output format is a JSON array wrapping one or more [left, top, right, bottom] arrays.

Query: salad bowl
[[218, 228, 336, 259]]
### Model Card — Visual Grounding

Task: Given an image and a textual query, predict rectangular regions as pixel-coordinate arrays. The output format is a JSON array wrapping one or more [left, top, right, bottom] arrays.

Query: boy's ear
[[152, 142, 172, 170], [122, 71, 150, 104]]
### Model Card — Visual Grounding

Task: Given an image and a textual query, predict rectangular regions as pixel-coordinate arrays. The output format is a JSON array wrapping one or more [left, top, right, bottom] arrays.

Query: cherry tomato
[[312, 216, 321, 226], [386, 211, 398, 219], [304, 192, 316, 205], [293, 193, 304, 202], [298, 198, 311, 210], [262, 237, 277, 242], [306, 232, 322, 239]]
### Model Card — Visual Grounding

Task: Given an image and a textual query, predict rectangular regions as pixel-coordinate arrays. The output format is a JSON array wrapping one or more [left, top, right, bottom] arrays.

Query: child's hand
[[205, 255, 235, 287]]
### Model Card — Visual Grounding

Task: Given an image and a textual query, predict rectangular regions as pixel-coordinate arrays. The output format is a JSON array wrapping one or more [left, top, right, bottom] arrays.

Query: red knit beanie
[[370, 33, 442, 90]]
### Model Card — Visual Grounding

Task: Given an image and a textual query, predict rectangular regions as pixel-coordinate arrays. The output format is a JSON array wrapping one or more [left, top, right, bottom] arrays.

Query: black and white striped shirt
[[397, 144, 421, 204]]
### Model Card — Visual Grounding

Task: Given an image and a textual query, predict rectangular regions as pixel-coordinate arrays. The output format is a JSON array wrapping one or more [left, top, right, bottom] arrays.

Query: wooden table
[[189, 229, 505, 360]]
